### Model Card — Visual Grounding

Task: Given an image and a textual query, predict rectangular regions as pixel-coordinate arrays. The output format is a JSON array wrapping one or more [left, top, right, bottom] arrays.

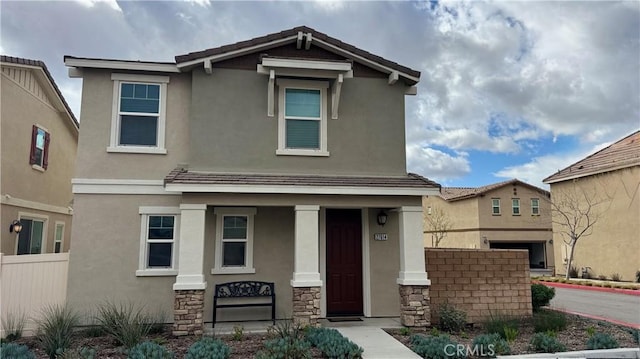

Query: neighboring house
[[423, 179, 554, 275], [64, 26, 440, 335], [1, 56, 78, 255], [544, 130, 640, 281]]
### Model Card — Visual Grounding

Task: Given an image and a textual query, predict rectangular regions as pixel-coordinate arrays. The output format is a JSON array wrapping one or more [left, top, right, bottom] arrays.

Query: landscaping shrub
[[532, 310, 567, 333], [483, 312, 518, 339], [306, 327, 363, 358], [0, 342, 36, 359], [472, 333, 511, 357], [598, 274, 607, 281], [96, 302, 153, 349], [58, 347, 97, 359], [531, 284, 555, 311], [626, 328, 640, 345], [1, 311, 27, 342], [185, 338, 231, 359], [528, 332, 566, 353], [586, 332, 620, 350], [256, 321, 311, 359], [36, 305, 79, 359], [127, 341, 173, 359], [438, 302, 467, 333], [410, 334, 464, 359], [611, 273, 622, 282], [503, 327, 518, 343]]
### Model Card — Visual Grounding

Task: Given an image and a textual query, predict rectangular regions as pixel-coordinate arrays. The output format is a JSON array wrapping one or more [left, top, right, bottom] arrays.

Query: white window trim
[[212, 207, 257, 275], [276, 79, 329, 157], [136, 206, 180, 277], [491, 198, 501, 215], [109, 73, 169, 155], [54, 221, 65, 253], [531, 198, 540, 216], [16, 212, 48, 255], [512, 198, 521, 216]]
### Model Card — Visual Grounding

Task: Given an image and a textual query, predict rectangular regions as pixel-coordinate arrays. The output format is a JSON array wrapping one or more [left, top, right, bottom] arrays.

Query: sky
[[1, 0, 639, 189]]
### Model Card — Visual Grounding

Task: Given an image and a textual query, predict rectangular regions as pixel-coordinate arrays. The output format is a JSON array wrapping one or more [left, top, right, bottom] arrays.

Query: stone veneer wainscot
[[292, 287, 321, 327], [399, 285, 431, 327], [173, 290, 205, 336]]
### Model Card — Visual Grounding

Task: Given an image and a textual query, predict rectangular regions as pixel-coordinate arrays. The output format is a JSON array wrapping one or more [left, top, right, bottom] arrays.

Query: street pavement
[[550, 287, 640, 327]]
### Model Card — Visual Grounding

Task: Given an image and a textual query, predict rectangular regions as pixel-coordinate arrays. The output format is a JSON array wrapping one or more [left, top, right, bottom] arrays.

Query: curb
[[533, 280, 640, 297], [550, 307, 640, 329]]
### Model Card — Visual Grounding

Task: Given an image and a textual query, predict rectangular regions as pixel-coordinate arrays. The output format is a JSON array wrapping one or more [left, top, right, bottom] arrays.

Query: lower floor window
[[214, 207, 256, 274], [17, 218, 45, 255], [138, 207, 180, 274], [54, 222, 64, 253]]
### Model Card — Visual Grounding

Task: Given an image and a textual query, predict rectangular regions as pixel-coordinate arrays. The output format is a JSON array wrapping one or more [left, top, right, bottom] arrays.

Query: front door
[[326, 209, 363, 316]]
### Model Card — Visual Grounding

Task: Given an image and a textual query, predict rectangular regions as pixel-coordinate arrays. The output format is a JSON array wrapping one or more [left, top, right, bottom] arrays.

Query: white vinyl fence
[[0, 252, 69, 337]]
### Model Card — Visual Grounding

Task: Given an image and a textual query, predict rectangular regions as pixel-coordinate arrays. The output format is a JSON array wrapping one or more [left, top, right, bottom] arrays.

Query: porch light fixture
[[9, 220, 22, 234], [376, 210, 388, 226]]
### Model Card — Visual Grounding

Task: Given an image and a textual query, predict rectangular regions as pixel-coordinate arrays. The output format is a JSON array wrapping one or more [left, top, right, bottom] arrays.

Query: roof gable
[[175, 26, 420, 84], [440, 179, 549, 202], [543, 130, 640, 184]]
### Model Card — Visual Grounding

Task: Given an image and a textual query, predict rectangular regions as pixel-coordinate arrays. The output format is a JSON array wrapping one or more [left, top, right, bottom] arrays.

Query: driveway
[[550, 287, 640, 327]]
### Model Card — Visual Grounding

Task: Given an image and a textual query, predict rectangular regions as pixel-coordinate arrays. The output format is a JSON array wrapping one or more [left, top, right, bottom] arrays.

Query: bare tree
[[424, 206, 453, 247], [548, 181, 610, 279]]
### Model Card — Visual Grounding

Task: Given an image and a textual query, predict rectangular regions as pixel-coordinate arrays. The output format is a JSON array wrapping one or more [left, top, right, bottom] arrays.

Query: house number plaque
[[374, 233, 388, 241]]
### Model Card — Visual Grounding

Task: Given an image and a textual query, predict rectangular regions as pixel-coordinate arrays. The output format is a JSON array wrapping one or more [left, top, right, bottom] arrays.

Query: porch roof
[[164, 168, 440, 196]]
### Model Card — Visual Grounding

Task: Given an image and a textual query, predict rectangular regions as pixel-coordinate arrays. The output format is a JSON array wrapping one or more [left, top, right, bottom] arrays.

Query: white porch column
[[396, 206, 431, 286], [173, 204, 207, 290], [291, 205, 322, 287]]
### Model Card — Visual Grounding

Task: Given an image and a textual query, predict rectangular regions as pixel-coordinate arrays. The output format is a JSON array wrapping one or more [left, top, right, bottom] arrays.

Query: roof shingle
[[439, 179, 549, 201]]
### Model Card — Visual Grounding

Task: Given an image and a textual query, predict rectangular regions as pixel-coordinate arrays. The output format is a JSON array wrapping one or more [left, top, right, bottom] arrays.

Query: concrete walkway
[[335, 327, 421, 359]]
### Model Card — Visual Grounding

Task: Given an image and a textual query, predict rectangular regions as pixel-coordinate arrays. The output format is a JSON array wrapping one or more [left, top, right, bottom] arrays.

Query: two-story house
[[65, 26, 440, 335], [544, 130, 639, 281], [423, 179, 554, 275], [1, 56, 78, 255]]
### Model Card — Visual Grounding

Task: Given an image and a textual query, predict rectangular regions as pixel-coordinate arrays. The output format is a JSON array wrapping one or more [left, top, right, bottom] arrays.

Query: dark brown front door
[[326, 209, 363, 316]]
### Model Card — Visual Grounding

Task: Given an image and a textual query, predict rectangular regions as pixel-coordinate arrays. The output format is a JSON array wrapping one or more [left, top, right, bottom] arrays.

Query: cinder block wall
[[426, 248, 533, 325]]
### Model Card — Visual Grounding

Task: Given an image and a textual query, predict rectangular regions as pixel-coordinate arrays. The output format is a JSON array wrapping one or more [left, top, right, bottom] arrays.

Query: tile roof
[[164, 168, 439, 189], [544, 130, 640, 183], [175, 26, 420, 81], [440, 179, 549, 201], [1, 55, 79, 128]]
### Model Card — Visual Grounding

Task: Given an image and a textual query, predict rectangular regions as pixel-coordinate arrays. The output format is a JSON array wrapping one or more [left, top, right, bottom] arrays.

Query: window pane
[[223, 242, 246, 266], [120, 115, 158, 146], [34, 148, 44, 166], [55, 225, 64, 242], [285, 89, 320, 118], [17, 219, 32, 255], [223, 216, 247, 239], [148, 243, 172, 267], [121, 98, 160, 113], [30, 220, 44, 254], [120, 83, 160, 113], [36, 128, 46, 149], [121, 83, 134, 97], [54, 242, 61, 253], [148, 216, 174, 239], [286, 119, 319, 149]]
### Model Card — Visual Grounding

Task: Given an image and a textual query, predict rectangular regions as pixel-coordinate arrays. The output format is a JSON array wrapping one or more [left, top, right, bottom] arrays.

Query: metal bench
[[212, 281, 276, 328]]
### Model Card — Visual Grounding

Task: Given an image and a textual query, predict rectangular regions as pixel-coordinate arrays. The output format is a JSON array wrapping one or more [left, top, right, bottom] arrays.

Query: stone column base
[[173, 289, 205, 336], [292, 287, 321, 327], [399, 285, 430, 327]]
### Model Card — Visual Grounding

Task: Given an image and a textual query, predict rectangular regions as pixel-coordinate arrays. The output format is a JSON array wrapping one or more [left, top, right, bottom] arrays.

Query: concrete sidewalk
[[335, 327, 421, 359]]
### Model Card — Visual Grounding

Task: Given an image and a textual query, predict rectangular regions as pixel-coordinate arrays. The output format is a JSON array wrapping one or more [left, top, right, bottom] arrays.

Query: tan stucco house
[[423, 179, 554, 275], [1, 56, 78, 255], [543, 130, 640, 281], [65, 26, 440, 335]]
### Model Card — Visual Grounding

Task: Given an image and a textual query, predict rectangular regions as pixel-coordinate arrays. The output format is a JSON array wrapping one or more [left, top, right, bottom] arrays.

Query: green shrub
[[586, 332, 620, 350], [586, 326, 596, 337], [438, 302, 467, 333], [399, 327, 412, 336], [96, 302, 153, 349], [127, 341, 173, 359], [529, 332, 566, 353], [472, 333, 511, 357], [57, 347, 97, 359], [256, 337, 312, 359], [0, 342, 36, 359], [483, 312, 518, 339], [306, 327, 363, 358], [410, 334, 464, 359], [626, 328, 640, 344], [503, 327, 518, 343], [35, 305, 79, 359], [185, 338, 231, 359], [531, 284, 555, 311], [533, 310, 567, 333], [232, 325, 244, 341], [1, 311, 27, 342]]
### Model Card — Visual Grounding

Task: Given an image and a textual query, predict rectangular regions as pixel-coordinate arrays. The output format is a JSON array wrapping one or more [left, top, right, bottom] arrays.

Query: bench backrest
[[214, 281, 275, 299]]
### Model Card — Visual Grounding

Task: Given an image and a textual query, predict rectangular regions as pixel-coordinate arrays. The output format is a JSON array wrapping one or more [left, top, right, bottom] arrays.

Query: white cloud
[[74, 0, 121, 12], [407, 144, 470, 184]]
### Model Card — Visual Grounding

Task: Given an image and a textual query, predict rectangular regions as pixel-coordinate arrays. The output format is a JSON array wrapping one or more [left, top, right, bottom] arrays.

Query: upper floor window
[[512, 198, 521, 215], [531, 198, 540, 215], [136, 206, 180, 276], [276, 79, 329, 157], [109, 74, 169, 154], [213, 207, 256, 274], [29, 125, 49, 170], [491, 198, 501, 215]]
